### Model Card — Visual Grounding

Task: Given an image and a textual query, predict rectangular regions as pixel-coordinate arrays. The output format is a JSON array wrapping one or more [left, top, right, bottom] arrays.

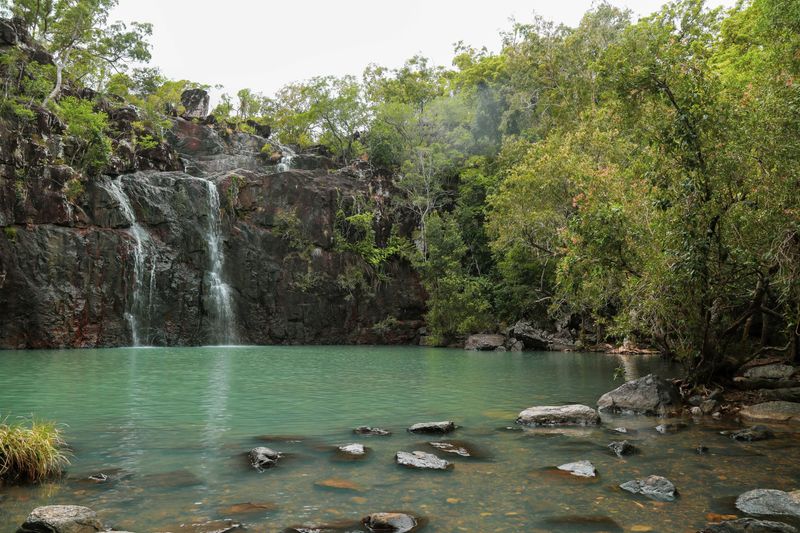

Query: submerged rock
[[362, 512, 417, 533], [740, 402, 800, 424], [655, 422, 688, 434], [354, 426, 391, 436], [428, 441, 472, 457], [516, 404, 600, 426], [724, 426, 775, 442], [314, 478, 363, 492], [619, 475, 678, 502], [701, 518, 798, 533], [249, 446, 280, 471], [395, 451, 451, 470], [608, 440, 636, 457], [597, 374, 681, 415], [407, 421, 455, 434], [17, 505, 103, 533], [464, 333, 505, 351], [736, 489, 800, 518], [542, 515, 622, 532], [557, 460, 597, 478]]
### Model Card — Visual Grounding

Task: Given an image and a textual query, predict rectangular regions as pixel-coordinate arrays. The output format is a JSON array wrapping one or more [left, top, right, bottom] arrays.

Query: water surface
[[0, 346, 798, 532]]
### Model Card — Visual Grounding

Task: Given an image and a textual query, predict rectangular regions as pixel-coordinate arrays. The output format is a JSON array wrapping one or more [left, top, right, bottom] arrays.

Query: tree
[[1, 0, 152, 104]]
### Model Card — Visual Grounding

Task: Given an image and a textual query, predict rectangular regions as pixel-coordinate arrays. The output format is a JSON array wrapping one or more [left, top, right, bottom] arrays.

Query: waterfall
[[201, 178, 237, 344], [275, 143, 296, 172], [103, 179, 155, 346]]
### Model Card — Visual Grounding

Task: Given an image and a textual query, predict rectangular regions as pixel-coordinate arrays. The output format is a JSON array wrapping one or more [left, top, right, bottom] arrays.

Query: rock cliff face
[[0, 76, 425, 347]]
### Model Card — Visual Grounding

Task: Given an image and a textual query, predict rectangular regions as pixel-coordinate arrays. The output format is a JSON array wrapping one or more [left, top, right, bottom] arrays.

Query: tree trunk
[[43, 60, 64, 106]]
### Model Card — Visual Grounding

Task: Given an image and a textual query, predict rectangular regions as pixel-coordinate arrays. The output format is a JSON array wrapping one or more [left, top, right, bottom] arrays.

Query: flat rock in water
[[724, 426, 775, 442], [407, 421, 455, 434], [337, 443, 366, 455], [740, 402, 800, 424], [619, 475, 678, 502], [17, 505, 103, 533], [608, 440, 636, 457], [354, 426, 391, 436], [395, 450, 451, 470], [736, 489, 800, 518], [362, 512, 417, 533], [597, 374, 681, 415], [744, 364, 796, 380], [516, 404, 600, 426], [249, 446, 280, 471], [557, 460, 597, 477], [702, 518, 798, 532]]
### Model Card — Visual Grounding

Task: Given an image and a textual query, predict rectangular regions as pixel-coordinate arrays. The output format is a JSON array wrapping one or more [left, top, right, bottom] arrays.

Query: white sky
[[110, 0, 734, 99]]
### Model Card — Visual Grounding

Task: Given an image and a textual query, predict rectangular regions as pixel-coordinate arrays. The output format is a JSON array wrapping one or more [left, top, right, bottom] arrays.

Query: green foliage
[[334, 209, 413, 273], [63, 177, 84, 202], [0, 415, 69, 483], [3, 226, 17, 241], [55, 96, 110, 174]]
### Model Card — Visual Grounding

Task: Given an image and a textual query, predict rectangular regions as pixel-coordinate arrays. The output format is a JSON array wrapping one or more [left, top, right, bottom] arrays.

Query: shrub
[[0, 416, 69, 483]]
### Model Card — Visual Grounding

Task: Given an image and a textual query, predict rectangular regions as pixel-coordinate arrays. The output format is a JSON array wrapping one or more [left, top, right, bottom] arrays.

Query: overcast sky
[[110, 0, 734, 99]]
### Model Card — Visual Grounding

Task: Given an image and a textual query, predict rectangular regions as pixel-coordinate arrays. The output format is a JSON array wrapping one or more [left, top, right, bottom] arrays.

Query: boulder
[[464, 333, 505, 351], [249, 447, 280, 471], [354, 426, 391, 436], [557, 460, 597, 478], [510, 320, 575, 350], [744, 364, 796, 380], [408, 421, 455, 434], [701, 399, 719, 415], [761, 388, 800, 403], [17, 505, 103, 533], [395, 451, 451, 470], [362, 512, 417, 533], [619, 475, 678, 502], [701, 518, 798, 532], [180, 88, 210, 119], [608, 440, 636, 457], [736, 489, 800, 518], [724, 426, 774, 442], [245, 120, 271, 138], [516, 404, 600, 427], [597, 374, 681, 415], [337, 443, 366, 456], [740, 402, 800, 424]]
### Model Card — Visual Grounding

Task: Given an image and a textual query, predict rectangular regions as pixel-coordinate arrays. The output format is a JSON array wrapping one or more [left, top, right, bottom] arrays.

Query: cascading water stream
[[103, 179, 155, 346], [275, 143, 296, 172], [201, 178, 237, 344]]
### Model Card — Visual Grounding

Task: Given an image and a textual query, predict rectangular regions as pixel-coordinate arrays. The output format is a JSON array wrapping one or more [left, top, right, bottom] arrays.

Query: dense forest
[[1, 0, 799, 381]]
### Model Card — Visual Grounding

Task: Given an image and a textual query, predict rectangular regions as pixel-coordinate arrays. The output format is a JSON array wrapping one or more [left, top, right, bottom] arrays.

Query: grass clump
[[0, 416, 69, 483]]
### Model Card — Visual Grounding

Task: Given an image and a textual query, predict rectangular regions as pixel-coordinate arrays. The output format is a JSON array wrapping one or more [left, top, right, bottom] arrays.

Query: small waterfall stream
[[201, 178, 237, 344], [275, 143, 296, 172], [104, 179, 155, 346]]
